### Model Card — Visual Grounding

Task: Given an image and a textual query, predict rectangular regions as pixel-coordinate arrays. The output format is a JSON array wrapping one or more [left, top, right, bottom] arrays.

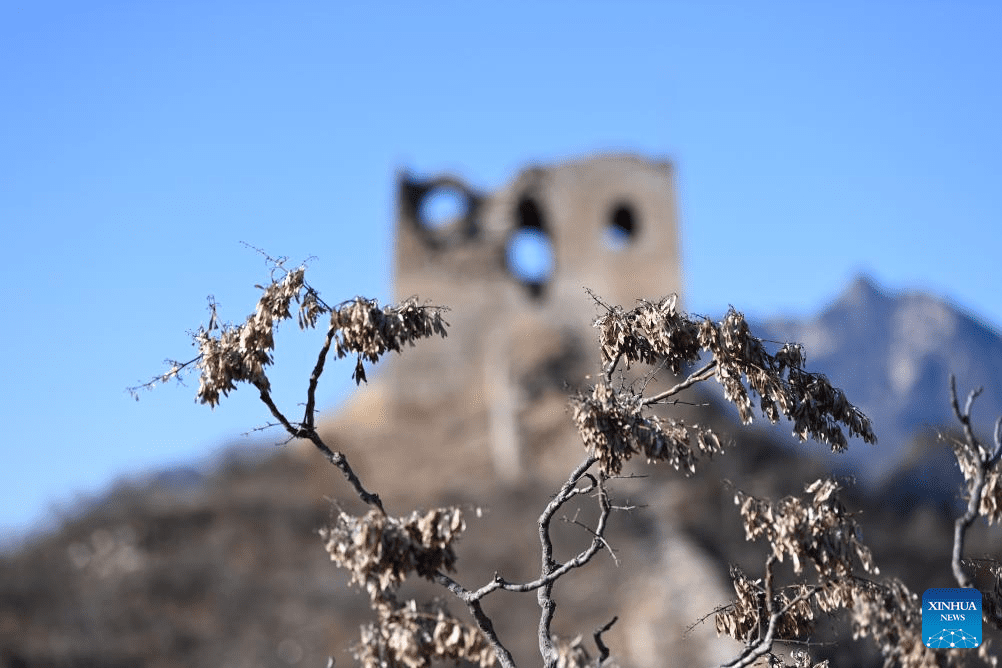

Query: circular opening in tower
[[418, 186, 469, 230], [506, 196, 554, 299], [507, 228, 554, 284], [604, 201, 639, 251]]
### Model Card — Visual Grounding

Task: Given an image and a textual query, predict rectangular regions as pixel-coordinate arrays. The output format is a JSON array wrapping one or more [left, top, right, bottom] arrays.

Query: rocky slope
[[749, 274, 1002, 487]]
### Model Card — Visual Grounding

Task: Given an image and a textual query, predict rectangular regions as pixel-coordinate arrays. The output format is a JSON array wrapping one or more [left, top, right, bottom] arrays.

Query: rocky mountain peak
[[840, 273, 887, 308], [737, 274, 1002, 489]]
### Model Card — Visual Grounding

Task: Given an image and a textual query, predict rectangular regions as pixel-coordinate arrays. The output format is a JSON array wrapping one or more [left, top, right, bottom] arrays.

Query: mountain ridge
[[749, 273, 1002, 486]]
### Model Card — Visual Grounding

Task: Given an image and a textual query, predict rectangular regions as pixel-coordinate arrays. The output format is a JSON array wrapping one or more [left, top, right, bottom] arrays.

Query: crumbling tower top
[[395, 153, 682, 312]]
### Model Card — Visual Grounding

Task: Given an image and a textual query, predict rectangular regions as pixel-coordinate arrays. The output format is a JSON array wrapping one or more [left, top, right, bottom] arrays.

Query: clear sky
[[2, 2, 999, 547]]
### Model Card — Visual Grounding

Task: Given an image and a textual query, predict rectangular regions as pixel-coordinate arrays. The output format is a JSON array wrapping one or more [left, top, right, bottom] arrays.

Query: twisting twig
[[948, 374, 1000, 588], [641, 360, 717, 406], [722, 556, 818, 668], [432, 455, 608, 668], [593, 616, 618, 664], [256, 381, 386, 514], [302, 318, 340, 430], [463, 600, 517, 668], [305, 431, 385, 515], [605, 351, 624, 383], [537, 455, 610, 667]]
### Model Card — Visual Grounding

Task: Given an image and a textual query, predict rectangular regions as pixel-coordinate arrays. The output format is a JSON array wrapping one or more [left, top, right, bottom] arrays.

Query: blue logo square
[[923, 588, 982, 649]]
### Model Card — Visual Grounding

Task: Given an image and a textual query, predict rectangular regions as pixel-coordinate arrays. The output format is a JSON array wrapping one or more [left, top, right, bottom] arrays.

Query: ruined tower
[[338, 154, 684, 484], [323, 155, 736, 666]]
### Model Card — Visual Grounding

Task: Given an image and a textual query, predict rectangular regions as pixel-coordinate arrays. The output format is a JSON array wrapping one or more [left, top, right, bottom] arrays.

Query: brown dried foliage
[[701, 310, 875, 452], [949, 436, 1002, 525], [317, 483, 495, 667], [576, 295, 875, 478], [319, 507, 465, 600], [734, 479, 877, 579], [571, 381, 723, 476], [194, 266, 316, 406], [331, 296, 450, 365], [717, 477, 999, 668], [717, 478, 878, 665], [145, 266, 1002, 668], [354, 597, 496, 668], [715, 565, 818, 645], [184, 266, 449, 406], [593, 294, 702, 374]]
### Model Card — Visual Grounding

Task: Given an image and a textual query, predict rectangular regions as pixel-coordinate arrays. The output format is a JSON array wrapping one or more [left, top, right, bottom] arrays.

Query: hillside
[[2, 383, 997, 667], [743, 274, 1002, 488]]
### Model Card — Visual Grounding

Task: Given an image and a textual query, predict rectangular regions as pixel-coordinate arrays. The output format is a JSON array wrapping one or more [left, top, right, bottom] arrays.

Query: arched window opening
[[604, 201, 640, 251], [506, 196, 555, 300], [517, 196, 544, 229]]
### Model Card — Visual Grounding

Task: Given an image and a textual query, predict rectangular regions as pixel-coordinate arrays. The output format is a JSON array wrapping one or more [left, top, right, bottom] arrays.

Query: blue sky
[[2, 2, 999, 547]]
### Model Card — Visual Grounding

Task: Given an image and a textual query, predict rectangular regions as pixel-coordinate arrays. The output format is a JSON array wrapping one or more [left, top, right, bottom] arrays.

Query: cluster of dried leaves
[[715, 480, 860, 665], [734, 478, 877, 579], [716, 565, 818, 650], [716, 473, 1001, 668], [701, 309, 875, 452], [331, 295, 450, 384], [954, 444, 1002, 524], [571, 381, 723, 476], [170, 265, 449, 407], [319, 508, 494, 667], [193, 266, 318, 406], [945, 398, 1002, 527], [320, 508, 465, 598], [575, 294, 875, 478], [716, 479, 881, 665], [353, 597, 496, 668], [592, 293, 699, 374], [848, 559, 996, 668]]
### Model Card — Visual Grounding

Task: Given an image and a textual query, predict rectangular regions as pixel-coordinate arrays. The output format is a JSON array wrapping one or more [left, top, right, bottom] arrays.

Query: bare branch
[[307, 429, 385, 514], [537, 455, 610, 668], [641, 360, 717, 406], [463, 599, 517, 668], [722, 557, 819, 668], [605, 351, 623, 384], [564, 514, 618, 566], [126, 355, 201, 399], [428, 456, 611, 668], [256, 382, 303, 437], [948, 374, 999, 588], [593, 616, 618, 664], [950, 374, 984, 454], [303, 318, 340, 430], [254, 378, 386, 513]]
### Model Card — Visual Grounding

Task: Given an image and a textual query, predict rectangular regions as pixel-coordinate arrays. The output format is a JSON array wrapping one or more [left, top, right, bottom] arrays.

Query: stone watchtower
[[334, 154, 684, 485], [325, 155, 735, 667]]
